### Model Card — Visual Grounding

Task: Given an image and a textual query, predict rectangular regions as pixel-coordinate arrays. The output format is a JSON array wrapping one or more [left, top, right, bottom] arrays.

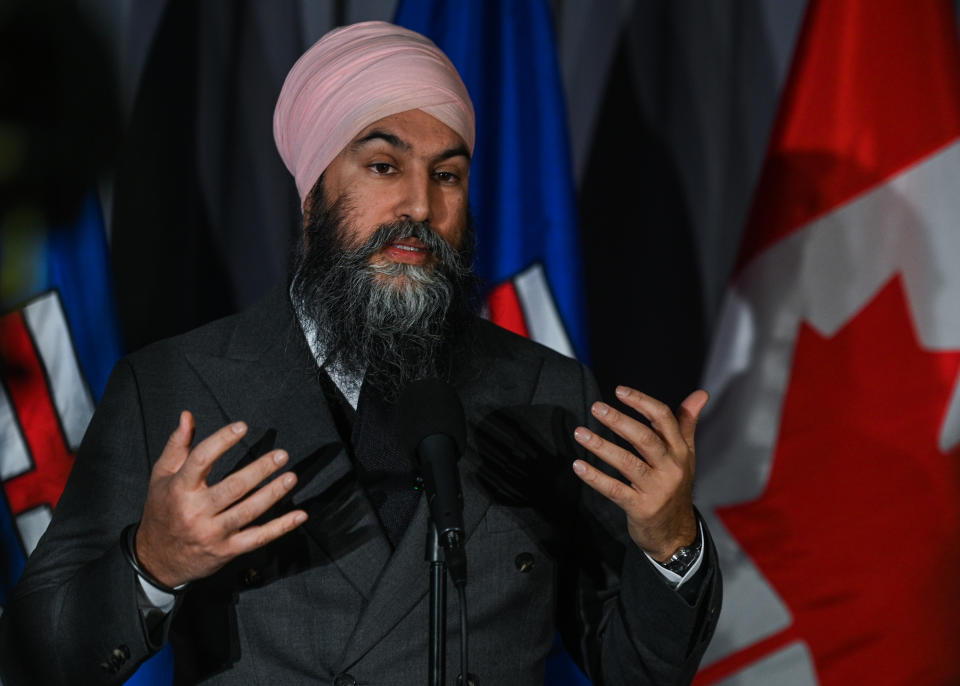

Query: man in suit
[[0, 21, 720, 685]]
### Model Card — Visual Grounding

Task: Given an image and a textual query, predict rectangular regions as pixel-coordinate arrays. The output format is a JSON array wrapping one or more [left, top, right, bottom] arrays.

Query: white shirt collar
[[291, 288, 364, 409]]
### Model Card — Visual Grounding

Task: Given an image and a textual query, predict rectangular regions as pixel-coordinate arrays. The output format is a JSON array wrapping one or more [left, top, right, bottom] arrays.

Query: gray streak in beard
[[292, 200, 478, 401]]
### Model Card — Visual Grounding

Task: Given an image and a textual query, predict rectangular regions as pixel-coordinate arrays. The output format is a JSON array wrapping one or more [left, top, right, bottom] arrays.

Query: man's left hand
[[572, 386, 708, 561]]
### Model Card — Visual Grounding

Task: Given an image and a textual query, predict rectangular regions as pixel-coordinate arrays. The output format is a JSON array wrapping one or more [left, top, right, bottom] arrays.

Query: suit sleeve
[[0, 360, 166, 685], [565, 364, 722, 686]]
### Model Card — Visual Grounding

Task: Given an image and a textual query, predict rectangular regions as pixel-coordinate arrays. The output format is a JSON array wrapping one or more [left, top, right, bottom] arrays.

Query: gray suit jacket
[[0, 286, 720, 685]]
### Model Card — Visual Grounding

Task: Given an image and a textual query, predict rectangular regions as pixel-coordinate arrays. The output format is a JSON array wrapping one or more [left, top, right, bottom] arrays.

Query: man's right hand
[[135, 411, 308, 588]]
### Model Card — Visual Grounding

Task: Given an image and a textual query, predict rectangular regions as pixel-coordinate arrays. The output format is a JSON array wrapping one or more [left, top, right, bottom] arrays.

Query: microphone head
[[397, 378, 467, 460]]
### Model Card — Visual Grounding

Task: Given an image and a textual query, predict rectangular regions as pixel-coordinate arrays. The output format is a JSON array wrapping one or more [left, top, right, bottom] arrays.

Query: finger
[[178, 421, 248, 486], [226, 509, 308, 556], [614, 387, 686, 454], [155, 410, 195, 474], [677, 390, 709, 451], [217, 469, 298, 533], [589, 401, 670, 468], [573, 426, 651, 490], [207, 450, 290, 513], [571, 457, 641, 511]]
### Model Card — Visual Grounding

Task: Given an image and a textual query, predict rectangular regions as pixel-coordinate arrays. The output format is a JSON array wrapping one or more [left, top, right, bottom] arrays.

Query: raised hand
[[572, 386, 708, 560], [135, 411, 307, 588]]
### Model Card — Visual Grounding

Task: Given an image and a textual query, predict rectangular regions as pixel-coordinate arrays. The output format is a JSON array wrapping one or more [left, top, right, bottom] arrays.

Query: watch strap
[[657, 523, 703, 576]]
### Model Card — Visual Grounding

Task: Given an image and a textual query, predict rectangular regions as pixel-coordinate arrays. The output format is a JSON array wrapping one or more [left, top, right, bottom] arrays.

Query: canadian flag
[[694, 2, 960, 685]]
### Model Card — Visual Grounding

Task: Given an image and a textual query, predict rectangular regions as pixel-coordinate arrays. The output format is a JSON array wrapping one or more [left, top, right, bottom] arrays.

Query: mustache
[[351, 219, 462, 263]]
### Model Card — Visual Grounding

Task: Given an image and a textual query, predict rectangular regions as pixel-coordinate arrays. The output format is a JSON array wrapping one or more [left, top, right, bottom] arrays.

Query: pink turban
[[274, 21, 475, 204]]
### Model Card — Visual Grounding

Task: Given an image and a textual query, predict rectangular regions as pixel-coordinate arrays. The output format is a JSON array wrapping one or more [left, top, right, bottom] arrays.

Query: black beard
[[291, 187, 480, 401]]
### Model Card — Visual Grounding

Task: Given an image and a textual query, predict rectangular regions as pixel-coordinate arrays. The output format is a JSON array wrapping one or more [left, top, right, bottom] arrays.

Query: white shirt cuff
[[137, 575, 177, 614]]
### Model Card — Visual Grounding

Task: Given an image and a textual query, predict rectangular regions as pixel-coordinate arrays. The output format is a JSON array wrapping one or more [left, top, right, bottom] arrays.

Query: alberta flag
[[396, 1, 588, 684], [0, 195, 172, 684], [695, 1, 960, 684]]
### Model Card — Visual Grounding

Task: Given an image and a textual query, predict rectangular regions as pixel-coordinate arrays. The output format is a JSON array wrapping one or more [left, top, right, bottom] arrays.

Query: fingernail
[[283, 473, 296, 487], [615, 386, 631, 399], [232, 422, 246, 434], [572, 460, 587, 476], [273, 450, 288, 465], [294, 511, 307, 524], [574, 427, 591, 442], [592, 402, 609, 418]]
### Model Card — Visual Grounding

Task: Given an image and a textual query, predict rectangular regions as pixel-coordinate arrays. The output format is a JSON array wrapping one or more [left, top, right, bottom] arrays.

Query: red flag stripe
[[0, 311, 73, 513], [486, 281, 530, 338], [737, 0, 960, 271]]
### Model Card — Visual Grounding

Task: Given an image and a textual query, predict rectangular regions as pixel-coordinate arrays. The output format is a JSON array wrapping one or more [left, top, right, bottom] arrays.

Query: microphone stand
[[427, 523, 446, 686]]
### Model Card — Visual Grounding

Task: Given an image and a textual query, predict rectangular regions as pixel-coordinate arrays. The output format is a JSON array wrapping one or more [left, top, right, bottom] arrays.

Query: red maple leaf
[[707, 276, 960, 685]]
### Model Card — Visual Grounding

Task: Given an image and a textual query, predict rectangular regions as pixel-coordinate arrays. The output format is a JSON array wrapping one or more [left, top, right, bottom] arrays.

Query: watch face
[[665, 546, 696, 574]]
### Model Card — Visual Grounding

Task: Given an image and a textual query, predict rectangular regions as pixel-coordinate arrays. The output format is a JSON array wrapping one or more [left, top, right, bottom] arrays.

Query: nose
[[396, 168, 432, 223]]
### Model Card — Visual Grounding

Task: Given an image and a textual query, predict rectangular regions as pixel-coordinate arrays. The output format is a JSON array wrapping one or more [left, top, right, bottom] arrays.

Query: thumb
[[677, 390, 709, 451]]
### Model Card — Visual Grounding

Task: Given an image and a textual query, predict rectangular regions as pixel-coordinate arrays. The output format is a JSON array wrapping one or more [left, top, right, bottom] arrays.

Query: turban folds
[[273, 21, 475, 204]]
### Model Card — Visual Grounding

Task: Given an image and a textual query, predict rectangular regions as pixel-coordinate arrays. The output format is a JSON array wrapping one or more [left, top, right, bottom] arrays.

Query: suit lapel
[[337, 325, 543, 669], [184, 287, 391, 599]]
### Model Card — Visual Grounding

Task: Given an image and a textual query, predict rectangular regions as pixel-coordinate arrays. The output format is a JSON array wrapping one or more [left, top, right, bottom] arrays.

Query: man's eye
[[370, 162, 395, 174], [434, 171, 459, 184]]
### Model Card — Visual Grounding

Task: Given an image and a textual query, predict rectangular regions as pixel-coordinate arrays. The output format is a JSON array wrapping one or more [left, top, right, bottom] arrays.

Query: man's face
[[291, 108, 478, 399], [317, 108, 471, 269]]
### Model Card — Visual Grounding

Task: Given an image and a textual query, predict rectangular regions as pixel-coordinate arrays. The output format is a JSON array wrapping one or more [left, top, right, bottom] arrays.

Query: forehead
[[346, 109, 470, 157]]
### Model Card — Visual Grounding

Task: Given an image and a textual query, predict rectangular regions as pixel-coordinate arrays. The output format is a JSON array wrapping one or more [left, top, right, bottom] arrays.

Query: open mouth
[[383, 238, 431, 264]]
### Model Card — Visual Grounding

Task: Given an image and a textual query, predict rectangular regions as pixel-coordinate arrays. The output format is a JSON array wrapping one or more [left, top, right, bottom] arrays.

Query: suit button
[[99, 645, 130, 673], [334, 674, 358, 686], [241, 567, 263, 588], [515, 552, 535, 573]]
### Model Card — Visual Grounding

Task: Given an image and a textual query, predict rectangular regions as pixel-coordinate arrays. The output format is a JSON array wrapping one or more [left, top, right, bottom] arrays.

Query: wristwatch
[[656, 525, 702, 576]]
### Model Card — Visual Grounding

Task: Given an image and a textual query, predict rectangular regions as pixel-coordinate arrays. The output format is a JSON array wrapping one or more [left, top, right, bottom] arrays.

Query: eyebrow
[[352, 130, 410, 152], [437, 144, 471, 162], [351, 130, 471, 162]]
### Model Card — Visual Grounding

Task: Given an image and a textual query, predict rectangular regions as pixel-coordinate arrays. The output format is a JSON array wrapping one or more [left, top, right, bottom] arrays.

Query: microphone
[[398, 378, 468, 587]]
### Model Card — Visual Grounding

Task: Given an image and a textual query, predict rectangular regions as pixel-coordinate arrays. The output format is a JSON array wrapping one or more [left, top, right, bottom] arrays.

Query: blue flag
[[395, 0, 589, 362], [0, 194, 173, 684], [396, 3, 592, 683]]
